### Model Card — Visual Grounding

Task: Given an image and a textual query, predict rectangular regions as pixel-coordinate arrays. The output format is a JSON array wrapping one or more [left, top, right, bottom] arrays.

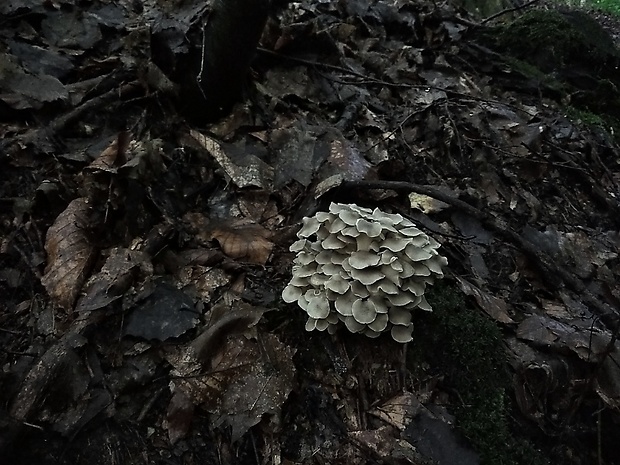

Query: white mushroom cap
[[349, 267, 384, 285], [386, 292, 417, 307], [343, 316, 365, 333], [369, 214, 399, 233], [298, 293, 310, 310], [409, 235, 430, 247], [399, 226, 424, 237], [398, 216, 415, 227], [391, 324, 414, 343], [352, 299, 378, 324], [290, 239, 309, 252], [381, 237, 409, 252], [317, 226, 330, 240], [368, 313, 388, 332], [350, 281, 370, 298], [326, 313, 340, 325], [309, 273, 329, 287], [426, 256, 447, 275], [356, 235, 377, 251], [329, 253, 346, 265], [368, 279, 399, 295], [295, 264, 317, 278], [381, 264, 401, 285], [323, 235, 348, 250], [335, 294, 354, 316], [296, 252, 315, 265], [338, 210, 359, 226], [315, 251, 333, 264], [369, 297, 389, 313], [404, 244, 433, 262], [342, 226, 361, 237], [389, 307, 412, 326], [372, 208, 404, 224], [328, 218, 348, 233], [282, 284, 302, 303], [380, 250, 398, 265], [305, 318, 331, 332], [364, 328, 381, 338], [417, 295, 432, 311], [356, 219, 382, 237], [298, 217, 321, 237], [306, 293, 330, 319], [315, 319, 330, 331], [321, 263, 342, 276], [349, 251, 381, 269], [315, 212, 333, 223], [402, 280, 425, 296], [305, 318, 318, 331], [347, 204, 373, 216], [411, 263, 431, 276], [325, 276, 350, 294], [399, 261, 415, 279], [290, 275, 309, 287]]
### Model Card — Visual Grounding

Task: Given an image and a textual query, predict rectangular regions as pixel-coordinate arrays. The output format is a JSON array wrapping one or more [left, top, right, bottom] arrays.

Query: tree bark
[[179, 0, 270, 123]]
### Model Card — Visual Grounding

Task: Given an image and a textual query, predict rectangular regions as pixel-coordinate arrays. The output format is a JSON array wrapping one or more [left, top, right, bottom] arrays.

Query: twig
[[1, 79, 141, 157], [363, 105, 437, 154], [481, 0, 543, 25], [340, 179, 619, 328], [258, 47, 413, 88]]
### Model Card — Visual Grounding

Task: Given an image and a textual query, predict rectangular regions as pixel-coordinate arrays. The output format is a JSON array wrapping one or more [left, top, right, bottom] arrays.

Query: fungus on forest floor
[[282, 203, 448, 342]]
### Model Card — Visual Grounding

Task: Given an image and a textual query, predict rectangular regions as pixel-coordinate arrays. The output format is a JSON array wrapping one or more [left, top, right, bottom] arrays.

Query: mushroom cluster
[[282, 203, 448, 342]]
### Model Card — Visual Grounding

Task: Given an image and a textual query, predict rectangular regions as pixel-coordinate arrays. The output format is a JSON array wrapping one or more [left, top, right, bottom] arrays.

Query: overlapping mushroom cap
[[282, 203, 448, 342]]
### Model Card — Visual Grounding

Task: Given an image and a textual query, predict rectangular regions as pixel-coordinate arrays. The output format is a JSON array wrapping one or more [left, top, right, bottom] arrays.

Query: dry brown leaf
[[163, 390, 195, 445], [41, 198, 97, 310], [455, 276, 515, 324], [84, 131, 130, 173], [188, 129, 272, 188], [210, 220, 273, 264], [208, 332, 295, 441], [75, 247, 150, 312], [517, 314, 614, 362], [165, 302, 293, 441], [348, 426, 400, 459], [595, 350, 620, 410], [368, 392, 422, 430], [183, 213, 273, 264]]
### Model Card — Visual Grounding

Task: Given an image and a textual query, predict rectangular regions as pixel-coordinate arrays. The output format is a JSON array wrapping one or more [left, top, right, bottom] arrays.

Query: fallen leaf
[[164, 390, 195, 445], [209, 220, 274, 264], [456, 276, 515, 324], [189, 129, 273, 188], [368, 391, 422, 430], [41, 198, 97, 310], [165, 302, 293, 442]]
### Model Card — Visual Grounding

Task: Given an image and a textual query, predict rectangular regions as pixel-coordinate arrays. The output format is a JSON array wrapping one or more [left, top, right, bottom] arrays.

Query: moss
[[494, 10, 618, 74], [566, 107, 609, 128], [474, 9, 620, 142], [410, 283, 549, 465], [565, 106, 620, 142], [553, 0, 620, 16], [502, 57, 566, 94], [593, 0, 620, 15], [453, 0, 516, 18]]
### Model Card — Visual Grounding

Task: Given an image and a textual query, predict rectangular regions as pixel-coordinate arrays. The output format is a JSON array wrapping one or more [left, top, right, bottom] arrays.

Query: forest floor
[[1, 0, 620, 464]]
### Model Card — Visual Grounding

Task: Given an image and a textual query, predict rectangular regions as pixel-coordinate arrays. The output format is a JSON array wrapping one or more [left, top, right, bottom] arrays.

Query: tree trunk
[[179, 0, 270, 123]]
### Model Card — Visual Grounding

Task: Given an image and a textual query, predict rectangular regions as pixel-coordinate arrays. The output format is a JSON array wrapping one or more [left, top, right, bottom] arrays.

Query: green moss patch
[[496, 10, 618, 74], [410, 283, 549, 465]]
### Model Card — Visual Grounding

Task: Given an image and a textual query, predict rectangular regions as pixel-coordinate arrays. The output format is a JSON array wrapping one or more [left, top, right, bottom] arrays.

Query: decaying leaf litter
[[1, 0, 620, 463]]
